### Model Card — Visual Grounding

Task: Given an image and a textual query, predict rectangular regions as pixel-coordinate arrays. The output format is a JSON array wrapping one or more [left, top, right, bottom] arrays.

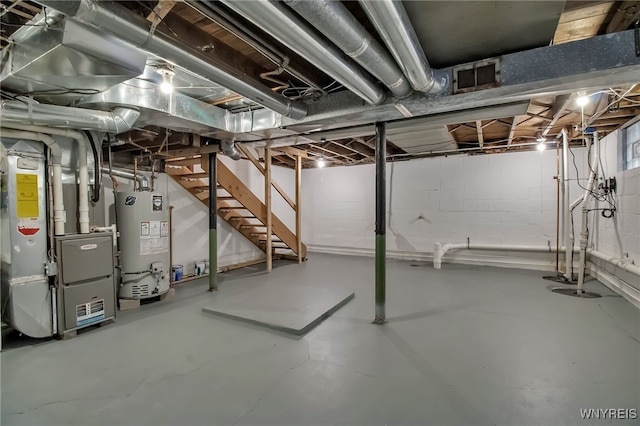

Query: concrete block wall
[[302, 148, 588, 270], [590, 131, 640, 306]]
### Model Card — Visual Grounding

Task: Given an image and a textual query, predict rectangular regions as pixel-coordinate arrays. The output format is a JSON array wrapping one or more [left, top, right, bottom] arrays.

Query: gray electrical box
[[55, 233, 116, 337]]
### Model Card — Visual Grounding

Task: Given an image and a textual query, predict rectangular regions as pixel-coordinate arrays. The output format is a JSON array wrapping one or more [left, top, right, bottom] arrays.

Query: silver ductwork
[[359, 0, 449, 95], [285, 0, 412, 99], [35, 0, 307, 119], [101, 167, 150, 191], [1, 101, 140, 134], [220, 139, 241, 161], [0, 12, 147, 105], [218, 0, 386, 105]]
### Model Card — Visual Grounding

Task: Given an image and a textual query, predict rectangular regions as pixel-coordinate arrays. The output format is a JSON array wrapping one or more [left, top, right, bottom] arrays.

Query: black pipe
[[83, 130, 100, 203], [208, 153, 218, 291], [374, 122, 386, 324]]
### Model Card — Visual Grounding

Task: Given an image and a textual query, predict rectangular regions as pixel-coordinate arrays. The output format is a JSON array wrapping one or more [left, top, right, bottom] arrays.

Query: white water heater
[[116, 191, 170, 299]]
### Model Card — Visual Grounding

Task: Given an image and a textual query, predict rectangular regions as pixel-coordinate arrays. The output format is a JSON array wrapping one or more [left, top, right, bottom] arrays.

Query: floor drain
[[550, 287, 601, 298]]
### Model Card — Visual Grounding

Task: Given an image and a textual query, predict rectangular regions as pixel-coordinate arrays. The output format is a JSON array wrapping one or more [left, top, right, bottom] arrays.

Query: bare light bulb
[[576, 94, 589, 107], [537, 142, 546, 151], [160, 80, 173, 94], [316, 158, 325, 168]]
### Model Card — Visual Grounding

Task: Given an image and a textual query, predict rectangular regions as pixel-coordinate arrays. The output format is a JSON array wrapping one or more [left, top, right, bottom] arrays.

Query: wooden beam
[[264, 146, 273, 272], [295, 155, 302, 263], [329, 140, 371, 159], [165, 156, 201, 167], [606, 1, 640, 33], [311, 144, 357, 163], [541, 94, 573, 137], [165, 144, 220, 158], [147, 0, 178, 22], [272, 146, 308, 158], [475, 121, 484, 148], [11, 0, 40, 14]]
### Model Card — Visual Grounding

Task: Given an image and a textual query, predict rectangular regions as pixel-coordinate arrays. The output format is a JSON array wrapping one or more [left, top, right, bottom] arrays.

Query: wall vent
[[453, 60, 500, 94]]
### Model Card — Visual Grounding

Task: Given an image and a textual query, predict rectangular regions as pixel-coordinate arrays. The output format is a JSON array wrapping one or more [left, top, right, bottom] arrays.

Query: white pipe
[[577, 133, 600, 293], [91, 224, 118, 248], [587, 249, 640, 277], [1, 128, 66, 235], [3, 123, 91, 233], [433, 242, 577, 269], [561, 129, 572, 280]]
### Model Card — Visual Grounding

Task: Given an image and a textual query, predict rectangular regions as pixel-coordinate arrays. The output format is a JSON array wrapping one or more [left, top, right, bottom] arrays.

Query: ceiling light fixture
[[156, 67, 175, 94], [576, 92, 589, 107], [537, 141, 546, 151], [316, 158, 325, 168]]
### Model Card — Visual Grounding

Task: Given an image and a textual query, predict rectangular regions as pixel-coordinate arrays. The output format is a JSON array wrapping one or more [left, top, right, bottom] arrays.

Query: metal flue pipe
[[2, 101, 140, 134], [359, 0, 449, 95], [284, 0, 412, 99], [100, 167, 150, 191], [220, 139, 241, 160], [35, 0, 307, 119], [218, 0, 385, 105]]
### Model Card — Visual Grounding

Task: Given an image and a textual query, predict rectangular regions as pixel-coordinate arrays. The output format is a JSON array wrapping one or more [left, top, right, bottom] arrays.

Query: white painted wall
[[303, 148, 588, 270], [592, 131, 640, 262], [103, 156, 297, 275], [590, 131, 640, 306]]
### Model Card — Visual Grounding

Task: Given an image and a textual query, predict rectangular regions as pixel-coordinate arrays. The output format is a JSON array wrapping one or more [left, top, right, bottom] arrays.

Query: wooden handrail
[[236, 144, 296, 210]]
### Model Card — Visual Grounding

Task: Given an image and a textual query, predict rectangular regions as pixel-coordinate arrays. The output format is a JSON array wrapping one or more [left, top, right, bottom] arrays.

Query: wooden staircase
[[166, 154, 306, 261]]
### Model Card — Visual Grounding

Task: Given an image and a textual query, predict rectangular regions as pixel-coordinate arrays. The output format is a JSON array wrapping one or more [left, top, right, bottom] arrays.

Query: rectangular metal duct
[[0, 13, 146, 105]]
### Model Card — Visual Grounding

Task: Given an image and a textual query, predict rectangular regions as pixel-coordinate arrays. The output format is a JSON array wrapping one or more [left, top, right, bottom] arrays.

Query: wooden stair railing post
[[295, 154, 302, 263]]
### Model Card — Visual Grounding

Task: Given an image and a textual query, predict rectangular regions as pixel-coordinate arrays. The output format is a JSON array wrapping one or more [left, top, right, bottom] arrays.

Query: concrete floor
[[1, 253, 639, 425]]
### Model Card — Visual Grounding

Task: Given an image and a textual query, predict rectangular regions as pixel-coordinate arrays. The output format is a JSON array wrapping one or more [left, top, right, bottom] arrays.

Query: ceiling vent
[[453, 59, 500, 94]]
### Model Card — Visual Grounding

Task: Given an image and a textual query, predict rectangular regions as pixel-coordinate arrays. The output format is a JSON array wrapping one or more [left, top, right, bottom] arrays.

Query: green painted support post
[[374, 122, 386, 324], [208, 153, 218, 291]]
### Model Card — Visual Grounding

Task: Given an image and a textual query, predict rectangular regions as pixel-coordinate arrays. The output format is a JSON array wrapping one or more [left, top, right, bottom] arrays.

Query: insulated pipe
[[433, 242, 579, 269], [220, 139, 241, 161], [374, 122, 386, 324], [218, 0, 385, 105], [100, 167, 150, 191], [284, 0, 412, 99], [359, 0, 448, 95], [36, 0, 307, 119], [3, 123, 92, 233], [1, 101, 140, 134], [1, 128, 66, 235], [561, 129, 572, 280], [577, 133, 600, 294], [587, 249, 640, 277]]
